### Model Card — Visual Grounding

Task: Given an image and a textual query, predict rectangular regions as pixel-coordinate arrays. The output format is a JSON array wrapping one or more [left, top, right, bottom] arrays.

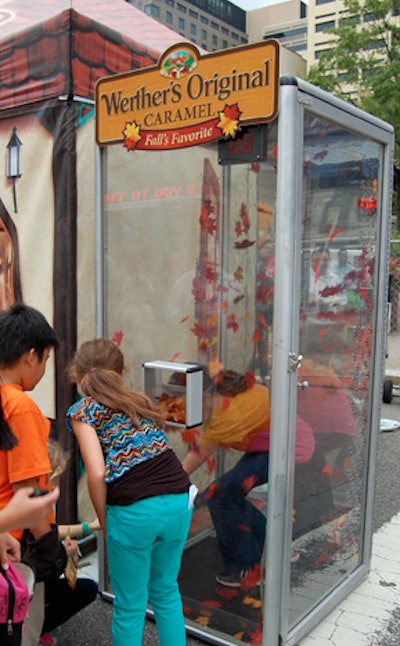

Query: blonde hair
[[47, 438, 68, 483], [68, 339, 165, 428]]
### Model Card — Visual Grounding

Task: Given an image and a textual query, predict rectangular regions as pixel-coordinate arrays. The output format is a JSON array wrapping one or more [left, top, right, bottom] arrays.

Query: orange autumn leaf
[[252, 327, 261, 343], [195, 616, 210, 626], [234, 265, 244, 281], [208, 357, 224, 377], [322, 464, 333, 476], [241, 564, 261, 590], [243, 595, 262, 609], [234, 632, 245, 640]]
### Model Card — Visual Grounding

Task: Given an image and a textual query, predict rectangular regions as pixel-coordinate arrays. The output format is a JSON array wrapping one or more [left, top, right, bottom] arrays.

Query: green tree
[[307, 0, 400, 163]]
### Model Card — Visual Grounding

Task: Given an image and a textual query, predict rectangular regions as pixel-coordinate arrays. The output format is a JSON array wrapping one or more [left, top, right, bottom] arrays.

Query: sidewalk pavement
[[298, 512, 400, 646]]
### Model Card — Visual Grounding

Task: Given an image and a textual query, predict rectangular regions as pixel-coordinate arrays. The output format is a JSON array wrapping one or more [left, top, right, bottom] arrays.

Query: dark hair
[[214, 369, 248, 396], [0, 303, 59, 451], [0, 303, 59, 367]]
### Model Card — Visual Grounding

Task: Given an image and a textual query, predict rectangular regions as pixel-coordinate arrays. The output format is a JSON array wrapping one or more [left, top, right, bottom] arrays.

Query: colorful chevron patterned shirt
[[66, 396, 173, 483]]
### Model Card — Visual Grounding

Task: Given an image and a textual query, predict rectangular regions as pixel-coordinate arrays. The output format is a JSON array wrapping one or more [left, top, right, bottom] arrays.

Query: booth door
[[266, 79, 393, 646]]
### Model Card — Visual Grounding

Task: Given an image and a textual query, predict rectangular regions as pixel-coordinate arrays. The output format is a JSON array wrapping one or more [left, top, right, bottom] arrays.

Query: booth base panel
[[179, 535, 262, 642]]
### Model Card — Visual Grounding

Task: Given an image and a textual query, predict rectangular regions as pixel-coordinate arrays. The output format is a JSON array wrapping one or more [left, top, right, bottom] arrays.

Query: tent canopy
[[0, 0, 182, 110]]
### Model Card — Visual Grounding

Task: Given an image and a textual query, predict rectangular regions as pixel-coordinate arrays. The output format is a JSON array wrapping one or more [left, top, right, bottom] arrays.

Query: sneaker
[[39, 634, 57, 646], [215, 569, 249, 588]]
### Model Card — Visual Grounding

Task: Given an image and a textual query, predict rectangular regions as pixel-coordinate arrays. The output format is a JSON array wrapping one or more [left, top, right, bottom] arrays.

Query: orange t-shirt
[[0, 383, 54, 539]]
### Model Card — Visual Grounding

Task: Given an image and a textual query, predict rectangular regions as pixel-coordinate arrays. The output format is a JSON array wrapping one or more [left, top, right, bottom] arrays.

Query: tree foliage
[[307, 0, 400, 163]]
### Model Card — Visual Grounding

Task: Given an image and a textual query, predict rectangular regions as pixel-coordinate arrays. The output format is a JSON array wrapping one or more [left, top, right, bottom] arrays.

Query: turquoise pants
[[106, 492, 192, 646]]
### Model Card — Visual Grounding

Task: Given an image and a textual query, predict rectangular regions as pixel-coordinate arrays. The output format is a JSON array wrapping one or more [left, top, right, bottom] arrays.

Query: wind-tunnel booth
[[95, 40, 393, 646]]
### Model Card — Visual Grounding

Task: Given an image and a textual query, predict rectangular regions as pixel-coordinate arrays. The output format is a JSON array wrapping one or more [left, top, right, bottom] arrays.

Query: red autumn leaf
[[190, 322, 206, 337], [319, 284, 342, 297], [257, 313, 268, 329], [251, 162, 260, 173], [226, 313, 239, 332], [206, 455, 216, 474], [245, 371, 256, 388], [252, 327, 261, 343], [235, 220, 244, 237], [317, 327, 330, 338], [111, 331, 123, 346], [180, 316, 189, 324], [205, 482, 218, 499], [234, 266, 243, 281], [202, 600, 222, 608], [221, 396, 232, 411], [240, 564, 261, 590], [241, 474, 257, 493], [240, 203, 250, 234], [183, 605, 193, 615], [234, 239, 256, 249], [248, 627, 263, 645], [215, 587, 239, 600], [233, 294, 245, 305], [322, 464, 333, 476], [327, 224, 346, 241], [237, 523, 251, 532], [168, 352, 181, 361], [224, 103, 241, 121], [204, 265, 218, 282]]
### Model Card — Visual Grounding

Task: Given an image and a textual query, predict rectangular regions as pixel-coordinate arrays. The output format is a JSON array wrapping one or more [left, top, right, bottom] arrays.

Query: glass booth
[[94, 68, 393, 646]]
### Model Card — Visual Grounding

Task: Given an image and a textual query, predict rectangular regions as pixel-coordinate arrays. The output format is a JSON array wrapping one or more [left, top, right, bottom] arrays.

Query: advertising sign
[[96, 40, 279, 150]]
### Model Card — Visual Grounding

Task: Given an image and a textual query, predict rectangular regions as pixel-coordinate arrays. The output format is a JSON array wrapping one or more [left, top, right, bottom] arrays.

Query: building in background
[[247, 0, 307, 60], [125, 0, 248, 51]]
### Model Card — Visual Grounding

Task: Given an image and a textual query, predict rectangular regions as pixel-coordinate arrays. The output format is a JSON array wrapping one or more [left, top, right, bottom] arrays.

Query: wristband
[[81, 521, 90, 537]]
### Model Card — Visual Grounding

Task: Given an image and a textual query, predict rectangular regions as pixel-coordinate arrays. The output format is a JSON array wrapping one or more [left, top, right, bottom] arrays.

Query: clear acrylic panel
[[289, 111, 381, 625], [102, 124, 277, 642]]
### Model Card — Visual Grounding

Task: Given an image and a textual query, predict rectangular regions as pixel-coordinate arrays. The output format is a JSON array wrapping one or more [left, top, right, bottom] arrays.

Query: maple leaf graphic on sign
[[217, 103, 241, 138], [123, 121, 142, 150]]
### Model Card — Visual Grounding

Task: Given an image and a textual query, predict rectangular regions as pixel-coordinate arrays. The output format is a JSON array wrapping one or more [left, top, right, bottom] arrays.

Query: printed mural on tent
[[0, 0, 182, 521]]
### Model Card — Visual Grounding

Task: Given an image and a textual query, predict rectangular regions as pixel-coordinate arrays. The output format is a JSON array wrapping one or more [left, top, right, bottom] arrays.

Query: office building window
[[166, 10, 172, 23], [200, 15, 209, 25], [178, 17, 185, 29], [177, 3, 187, 13], [212, 34, 218, 45], [201, 28, 207, 40], [144, 4, 160, 17], [222, 39, 228, 48], [316, 20, 335, 31], [191, 23, 197, 35], [189, 9, 198, 18], [164, 0, 174, 5]]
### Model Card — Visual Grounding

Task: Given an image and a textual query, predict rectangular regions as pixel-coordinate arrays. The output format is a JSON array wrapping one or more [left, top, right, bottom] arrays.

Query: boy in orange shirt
[[0, 303, 60, 646]]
